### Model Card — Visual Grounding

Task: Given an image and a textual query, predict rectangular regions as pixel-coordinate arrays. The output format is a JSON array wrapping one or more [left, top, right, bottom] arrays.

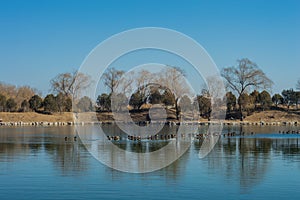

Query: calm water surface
[[0, 125, 300, 200]]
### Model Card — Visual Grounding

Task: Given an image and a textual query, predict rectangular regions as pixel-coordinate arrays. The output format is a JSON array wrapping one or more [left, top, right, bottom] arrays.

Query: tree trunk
[[175, 98, 180, 120], [238, 102, 243, 121]]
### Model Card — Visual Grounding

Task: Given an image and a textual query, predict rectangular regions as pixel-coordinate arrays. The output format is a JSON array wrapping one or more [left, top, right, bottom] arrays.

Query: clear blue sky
[[0, 0, 299, 95]]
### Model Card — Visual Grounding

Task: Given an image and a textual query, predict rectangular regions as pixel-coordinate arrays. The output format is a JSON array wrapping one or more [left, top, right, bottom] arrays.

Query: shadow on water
[[0, 126, 89, 175]]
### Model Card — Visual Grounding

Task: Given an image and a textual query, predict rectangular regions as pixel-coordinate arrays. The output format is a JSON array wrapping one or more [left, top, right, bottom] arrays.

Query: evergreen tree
[[96, 93, 111, 111], [43, 94, 58, 112], [6, 98, 17, 112], [272, 94, 283, 108], [258, 90, 272, 110], [29, 95, 43, 112], [226, 92, 236, 112]]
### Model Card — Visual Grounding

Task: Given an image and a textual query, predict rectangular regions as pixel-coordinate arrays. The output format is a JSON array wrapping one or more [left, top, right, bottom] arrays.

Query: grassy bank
[[0, 112, 74, 123], [0, 110, 300, 124]]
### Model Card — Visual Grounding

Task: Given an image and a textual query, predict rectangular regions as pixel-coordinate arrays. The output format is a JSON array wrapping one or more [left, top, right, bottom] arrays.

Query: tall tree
[[159, 66, 189, 120], [102, 68, 124, 95], [50, 71, 90, 100], [221, 58, 273, 120]]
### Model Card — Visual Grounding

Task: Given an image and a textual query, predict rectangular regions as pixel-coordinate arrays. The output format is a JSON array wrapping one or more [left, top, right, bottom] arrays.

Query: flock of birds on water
[[104, 129, 300, 142], [63, 130, 300, 142], [64, 136, 77, 141]]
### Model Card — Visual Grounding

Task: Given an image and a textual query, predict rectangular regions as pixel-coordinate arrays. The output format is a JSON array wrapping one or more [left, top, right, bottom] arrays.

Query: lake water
[[0, 125, 300, 200]]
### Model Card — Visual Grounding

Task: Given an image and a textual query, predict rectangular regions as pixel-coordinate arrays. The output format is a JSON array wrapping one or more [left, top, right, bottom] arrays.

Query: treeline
[[94, 59, 300, 121], [0, 82, 36, 112], [94, 64, 300, 121], [0, 87, 72, 113], [221, 58, 300, 120], [95, 89, 300, 120], [225, 89, 300, 119], [0, 71, 95, 113], [1, 59, 300, 122]]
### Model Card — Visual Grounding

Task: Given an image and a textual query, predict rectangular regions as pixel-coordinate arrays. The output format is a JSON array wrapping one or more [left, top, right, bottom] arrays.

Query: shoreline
[[0, 120, 299, 127], [0, 111, 299, 127]]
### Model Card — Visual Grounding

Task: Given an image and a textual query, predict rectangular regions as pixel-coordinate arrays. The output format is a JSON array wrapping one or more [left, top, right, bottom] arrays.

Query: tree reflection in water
[[0, 125, 300, 184], [0, 126, 88, 175], [194, 125, 300, 192]]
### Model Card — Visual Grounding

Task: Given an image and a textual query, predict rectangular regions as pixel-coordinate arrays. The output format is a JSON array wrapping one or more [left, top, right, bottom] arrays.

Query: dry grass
[[244, 110, 300, 122], [0, 112, 74, 122], [0, 110, 300, 123]]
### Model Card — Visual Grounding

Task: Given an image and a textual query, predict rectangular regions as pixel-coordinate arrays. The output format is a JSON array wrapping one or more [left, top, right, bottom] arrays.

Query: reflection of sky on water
[[0, 125, 300, 199]]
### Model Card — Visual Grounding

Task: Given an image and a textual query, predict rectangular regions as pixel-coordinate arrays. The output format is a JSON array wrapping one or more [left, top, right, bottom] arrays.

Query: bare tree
[[117, 71, 135, 96], [206, 75, 226, 119], [136, 70, 151, 88], [221, 58, 273, 120], [135, 70, 151, 98], [0, 82, 37, 109], [102, 68, 125, 94], [15, 86, 36, 107], [50, 71, 90, 100], [0, 82, 16, 99], [127, 70, 152, 110], [159, 66, 190, 120]]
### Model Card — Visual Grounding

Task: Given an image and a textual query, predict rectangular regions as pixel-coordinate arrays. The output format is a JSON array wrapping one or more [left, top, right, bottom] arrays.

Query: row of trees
[[226, 89, 300, 116], [96, 66, 191, 120], [95, 88, 299, 120], [0, 92, 72, 113], [95, 59, 300, 121], [0, 71, 90, 113], [1, 59, 299, 121], [0, 83, 36, 112], [222, 58, 300, 120]]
